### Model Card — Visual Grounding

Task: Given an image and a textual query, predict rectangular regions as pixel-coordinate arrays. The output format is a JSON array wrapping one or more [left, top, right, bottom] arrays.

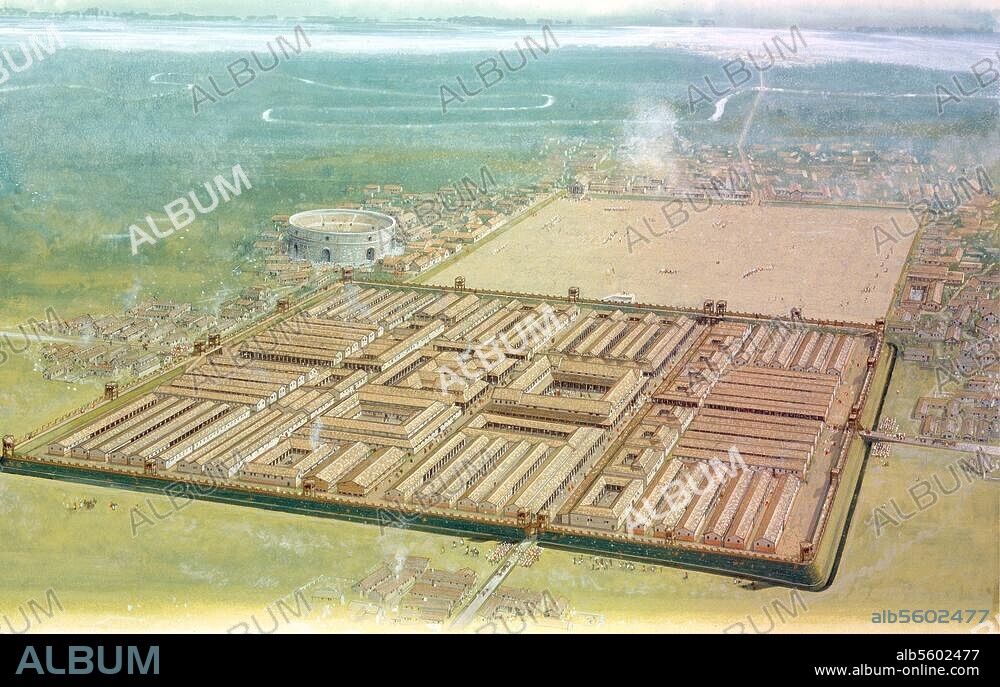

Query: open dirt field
[[428, 197, 915, 322]]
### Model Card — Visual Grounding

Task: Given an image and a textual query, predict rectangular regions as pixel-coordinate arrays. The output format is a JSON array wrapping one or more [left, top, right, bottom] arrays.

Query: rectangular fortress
[[28, 280, 882, 574]]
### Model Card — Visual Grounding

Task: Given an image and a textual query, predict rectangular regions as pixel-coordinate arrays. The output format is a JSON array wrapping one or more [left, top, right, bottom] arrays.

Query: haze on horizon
[[3, 0, 997, 30]]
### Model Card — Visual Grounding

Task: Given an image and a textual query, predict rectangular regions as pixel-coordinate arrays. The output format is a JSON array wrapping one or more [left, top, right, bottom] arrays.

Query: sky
[[6, 0, 999, 29]]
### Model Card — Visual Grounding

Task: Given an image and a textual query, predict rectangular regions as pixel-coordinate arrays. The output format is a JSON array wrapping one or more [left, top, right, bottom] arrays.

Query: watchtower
[[699, 299, 721, 324], [455, 276, 466, 291], [2, 435, 14, 459], [568, 286, 580, 303], [104, 382, 119, 401]]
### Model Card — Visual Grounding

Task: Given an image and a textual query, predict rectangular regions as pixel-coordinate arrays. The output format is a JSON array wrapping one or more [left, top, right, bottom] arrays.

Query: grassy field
[[0, 356, 102, 435], [0, 471, 503, 633], [876, 357, 942, 436]]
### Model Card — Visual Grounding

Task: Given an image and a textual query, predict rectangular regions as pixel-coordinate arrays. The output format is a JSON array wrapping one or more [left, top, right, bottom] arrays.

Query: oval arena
[[287, 208, 402, 266]]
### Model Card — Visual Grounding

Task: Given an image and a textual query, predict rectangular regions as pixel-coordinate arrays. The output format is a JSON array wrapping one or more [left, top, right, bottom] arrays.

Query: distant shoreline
[[0, 12, 994, 36]]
